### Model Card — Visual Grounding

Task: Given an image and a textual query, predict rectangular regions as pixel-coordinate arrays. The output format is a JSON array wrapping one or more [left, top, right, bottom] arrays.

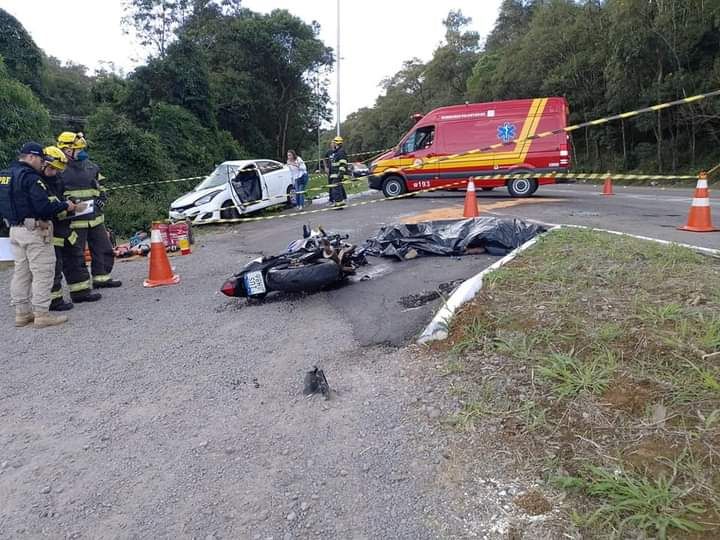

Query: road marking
[[401, 198, 564, 223]]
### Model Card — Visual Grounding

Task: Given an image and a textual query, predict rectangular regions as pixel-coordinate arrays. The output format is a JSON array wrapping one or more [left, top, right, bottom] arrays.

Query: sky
[[2, 0, 503, 122]]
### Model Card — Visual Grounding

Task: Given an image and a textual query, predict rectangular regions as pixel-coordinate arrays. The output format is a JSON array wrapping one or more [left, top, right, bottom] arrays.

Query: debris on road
[[303, 366, 330, 400], [361, 217, 546, 260]]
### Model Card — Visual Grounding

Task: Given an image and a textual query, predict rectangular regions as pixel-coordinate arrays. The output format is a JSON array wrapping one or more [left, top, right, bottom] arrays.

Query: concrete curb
[[417, 224, 720, 344], [417, 227, 557, 344]]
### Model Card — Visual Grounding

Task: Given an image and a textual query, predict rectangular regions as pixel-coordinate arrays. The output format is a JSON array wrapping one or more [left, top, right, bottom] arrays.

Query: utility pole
[[336, 0, 341, 137]]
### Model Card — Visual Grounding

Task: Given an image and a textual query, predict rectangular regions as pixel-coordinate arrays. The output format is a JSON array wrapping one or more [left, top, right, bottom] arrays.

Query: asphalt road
[[1, 182, 717, 539]]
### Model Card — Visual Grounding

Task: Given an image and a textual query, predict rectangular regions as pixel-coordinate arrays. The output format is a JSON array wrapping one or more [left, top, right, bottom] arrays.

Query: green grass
[[442, 228, 720, 538], [305, 173, 369, 198], [557, 465, 706, 539], [537, 351, 617, 397]]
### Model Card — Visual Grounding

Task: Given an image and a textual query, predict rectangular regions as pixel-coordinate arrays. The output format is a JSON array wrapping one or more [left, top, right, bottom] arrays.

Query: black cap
[[19, 142, 44, 157]]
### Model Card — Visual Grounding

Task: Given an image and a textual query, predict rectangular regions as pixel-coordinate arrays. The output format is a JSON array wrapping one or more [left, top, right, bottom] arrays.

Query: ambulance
[[368, 97, 571, 198]]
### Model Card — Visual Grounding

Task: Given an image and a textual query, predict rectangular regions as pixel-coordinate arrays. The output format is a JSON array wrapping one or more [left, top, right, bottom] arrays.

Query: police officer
[[325, 136, 348, 208], [0, 142, 78, 328], [56, 132, 120, 302], [41, 146, 77, 312]]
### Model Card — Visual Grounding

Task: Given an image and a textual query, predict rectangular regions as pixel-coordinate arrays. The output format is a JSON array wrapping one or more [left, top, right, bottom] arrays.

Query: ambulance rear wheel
[[382, 176, 406, 198], [507, 177, 537, 198]]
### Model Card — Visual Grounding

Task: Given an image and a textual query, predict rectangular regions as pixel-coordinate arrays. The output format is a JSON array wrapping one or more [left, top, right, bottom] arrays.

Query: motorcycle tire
[[266, 259, 342, 293]]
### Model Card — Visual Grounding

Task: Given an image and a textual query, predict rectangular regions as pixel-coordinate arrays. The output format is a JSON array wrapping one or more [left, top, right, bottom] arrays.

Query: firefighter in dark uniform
[[325, 136, 348, 208], [56, 132, 120, 301], [41, 146, 78, 312], [0, 142, 78, 328]]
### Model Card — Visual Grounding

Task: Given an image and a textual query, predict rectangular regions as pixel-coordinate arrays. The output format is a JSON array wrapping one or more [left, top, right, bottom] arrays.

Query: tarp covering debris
[[361, 217, 547, 259]]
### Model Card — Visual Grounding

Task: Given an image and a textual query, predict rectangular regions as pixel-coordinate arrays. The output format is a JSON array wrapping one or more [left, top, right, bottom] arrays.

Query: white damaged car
[[169, 159, 295, 224]]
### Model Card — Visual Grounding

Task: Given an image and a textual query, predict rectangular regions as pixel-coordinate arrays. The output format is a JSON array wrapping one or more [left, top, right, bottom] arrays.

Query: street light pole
[[336, 0, 341, 137]]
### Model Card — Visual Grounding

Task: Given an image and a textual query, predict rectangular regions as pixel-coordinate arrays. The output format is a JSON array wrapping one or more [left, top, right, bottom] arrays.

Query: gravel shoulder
[[0, 221, 510, 539]]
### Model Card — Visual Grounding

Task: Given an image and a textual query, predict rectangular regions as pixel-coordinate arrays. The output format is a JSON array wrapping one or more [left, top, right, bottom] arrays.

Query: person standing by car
[[325, 136, 348, 208], [286, 150, 308, 210], [0, 142, 78, 328]]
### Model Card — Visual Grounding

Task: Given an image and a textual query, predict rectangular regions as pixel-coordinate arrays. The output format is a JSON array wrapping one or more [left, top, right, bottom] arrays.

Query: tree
[[0, 9, 44, 95], [182, 7, 333, 158], [122, 0, 195, 58], [0, 56, 51, 165]]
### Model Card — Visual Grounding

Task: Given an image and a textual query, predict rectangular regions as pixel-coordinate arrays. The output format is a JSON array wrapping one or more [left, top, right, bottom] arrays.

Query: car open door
[[228, 163, 268, 213], [256, 160, 292, 205]]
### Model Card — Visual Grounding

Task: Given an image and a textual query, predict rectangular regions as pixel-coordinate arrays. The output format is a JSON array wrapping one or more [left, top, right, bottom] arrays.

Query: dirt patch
[[622, 436, 684, 477], [601, 378, 661, 414], [514, 489, 553, 515]]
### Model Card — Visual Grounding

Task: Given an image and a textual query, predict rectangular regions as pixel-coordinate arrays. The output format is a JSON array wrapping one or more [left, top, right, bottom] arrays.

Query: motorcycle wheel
[[266, 259, 342, 293]]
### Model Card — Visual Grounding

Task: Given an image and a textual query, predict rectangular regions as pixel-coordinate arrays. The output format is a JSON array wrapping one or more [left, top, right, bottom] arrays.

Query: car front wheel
[[220, 200, 240, 219], [382, 176, 406, 198]]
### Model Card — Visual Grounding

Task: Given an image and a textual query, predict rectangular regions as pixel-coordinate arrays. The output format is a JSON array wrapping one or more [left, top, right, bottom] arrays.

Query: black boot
[[93, 278, 122, 288], [50, 298, 74, 312], [71, 290, 102, 303]]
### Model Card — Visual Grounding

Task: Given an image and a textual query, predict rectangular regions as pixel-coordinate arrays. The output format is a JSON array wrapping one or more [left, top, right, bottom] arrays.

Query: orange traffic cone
[[143, 223, 180, 288], [84, 247, 91, 263], [602, 174, 614, 196], [678, 172, 718, 232], [463, 178, 479, 218]]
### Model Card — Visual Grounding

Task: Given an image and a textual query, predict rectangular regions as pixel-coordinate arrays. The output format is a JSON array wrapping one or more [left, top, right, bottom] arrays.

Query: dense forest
[[1, 0, 719, 232], [343, 0, 720, 174]]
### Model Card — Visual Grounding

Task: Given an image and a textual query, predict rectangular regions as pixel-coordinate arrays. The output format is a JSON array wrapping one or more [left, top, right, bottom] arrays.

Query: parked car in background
[[169, 159, 295, 224], [349, 161, 369, 178]]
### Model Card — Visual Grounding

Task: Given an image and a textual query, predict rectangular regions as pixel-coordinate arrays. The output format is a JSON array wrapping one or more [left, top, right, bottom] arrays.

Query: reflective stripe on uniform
[[50, 289, 64, 300], [64, 188, 100, 199], [68, 231, 78, 245], [52, 237, 65, 247], [68, 279, 92, 292], [93, 274, 111, 283], [70, 214, 105, 229]]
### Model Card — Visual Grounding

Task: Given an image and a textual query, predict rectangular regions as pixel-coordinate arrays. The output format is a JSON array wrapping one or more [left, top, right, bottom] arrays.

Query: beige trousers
[[10, 224, 55, 314]]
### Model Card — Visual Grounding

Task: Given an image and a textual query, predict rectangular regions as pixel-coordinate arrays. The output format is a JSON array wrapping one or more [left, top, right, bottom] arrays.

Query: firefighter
[[56, 131, 120, 301], [325, 136, 348, 208], [0, 142, 78, 328], [40, 146, 77, 312]]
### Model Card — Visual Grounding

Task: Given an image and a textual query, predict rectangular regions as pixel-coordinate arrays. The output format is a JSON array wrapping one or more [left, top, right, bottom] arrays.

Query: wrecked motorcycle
[[220, 226, 367, 299]]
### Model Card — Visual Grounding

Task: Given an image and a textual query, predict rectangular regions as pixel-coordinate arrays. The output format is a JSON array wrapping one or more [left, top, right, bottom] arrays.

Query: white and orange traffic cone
[[143, 222, 181, 287], [463, 178, 479, 218], [678, 172, 718, 232], [602, 174, 614, 196]]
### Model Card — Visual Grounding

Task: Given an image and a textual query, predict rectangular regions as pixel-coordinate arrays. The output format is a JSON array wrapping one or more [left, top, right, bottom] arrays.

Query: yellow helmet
[[43, 146, 69, 171], [57, 131, 87, 150], [43, 146, 68, 171], [333, 136, 344, 145]]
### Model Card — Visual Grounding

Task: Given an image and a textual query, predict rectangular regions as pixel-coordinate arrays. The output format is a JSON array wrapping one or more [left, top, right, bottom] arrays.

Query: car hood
[[171, 186, 225, 208]]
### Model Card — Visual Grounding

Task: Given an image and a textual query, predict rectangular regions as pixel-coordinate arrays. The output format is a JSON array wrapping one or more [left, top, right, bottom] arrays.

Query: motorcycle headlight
[[194, 190, 223, 206]]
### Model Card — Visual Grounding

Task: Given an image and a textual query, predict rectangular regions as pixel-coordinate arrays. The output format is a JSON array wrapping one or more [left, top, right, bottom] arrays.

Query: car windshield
[[194, 163, 239, 191]]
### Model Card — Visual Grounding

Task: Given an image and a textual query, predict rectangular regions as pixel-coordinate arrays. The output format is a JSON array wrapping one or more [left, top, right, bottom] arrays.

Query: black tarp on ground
[[361, 217, 547, 259]]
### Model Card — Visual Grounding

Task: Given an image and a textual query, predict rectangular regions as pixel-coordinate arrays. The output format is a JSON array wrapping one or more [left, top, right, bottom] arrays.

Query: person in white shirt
[[286, 150, 308, 210]]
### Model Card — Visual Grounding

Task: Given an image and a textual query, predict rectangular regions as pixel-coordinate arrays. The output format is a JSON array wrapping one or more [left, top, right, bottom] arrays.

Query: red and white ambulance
[[368, 97, 572, 198]]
